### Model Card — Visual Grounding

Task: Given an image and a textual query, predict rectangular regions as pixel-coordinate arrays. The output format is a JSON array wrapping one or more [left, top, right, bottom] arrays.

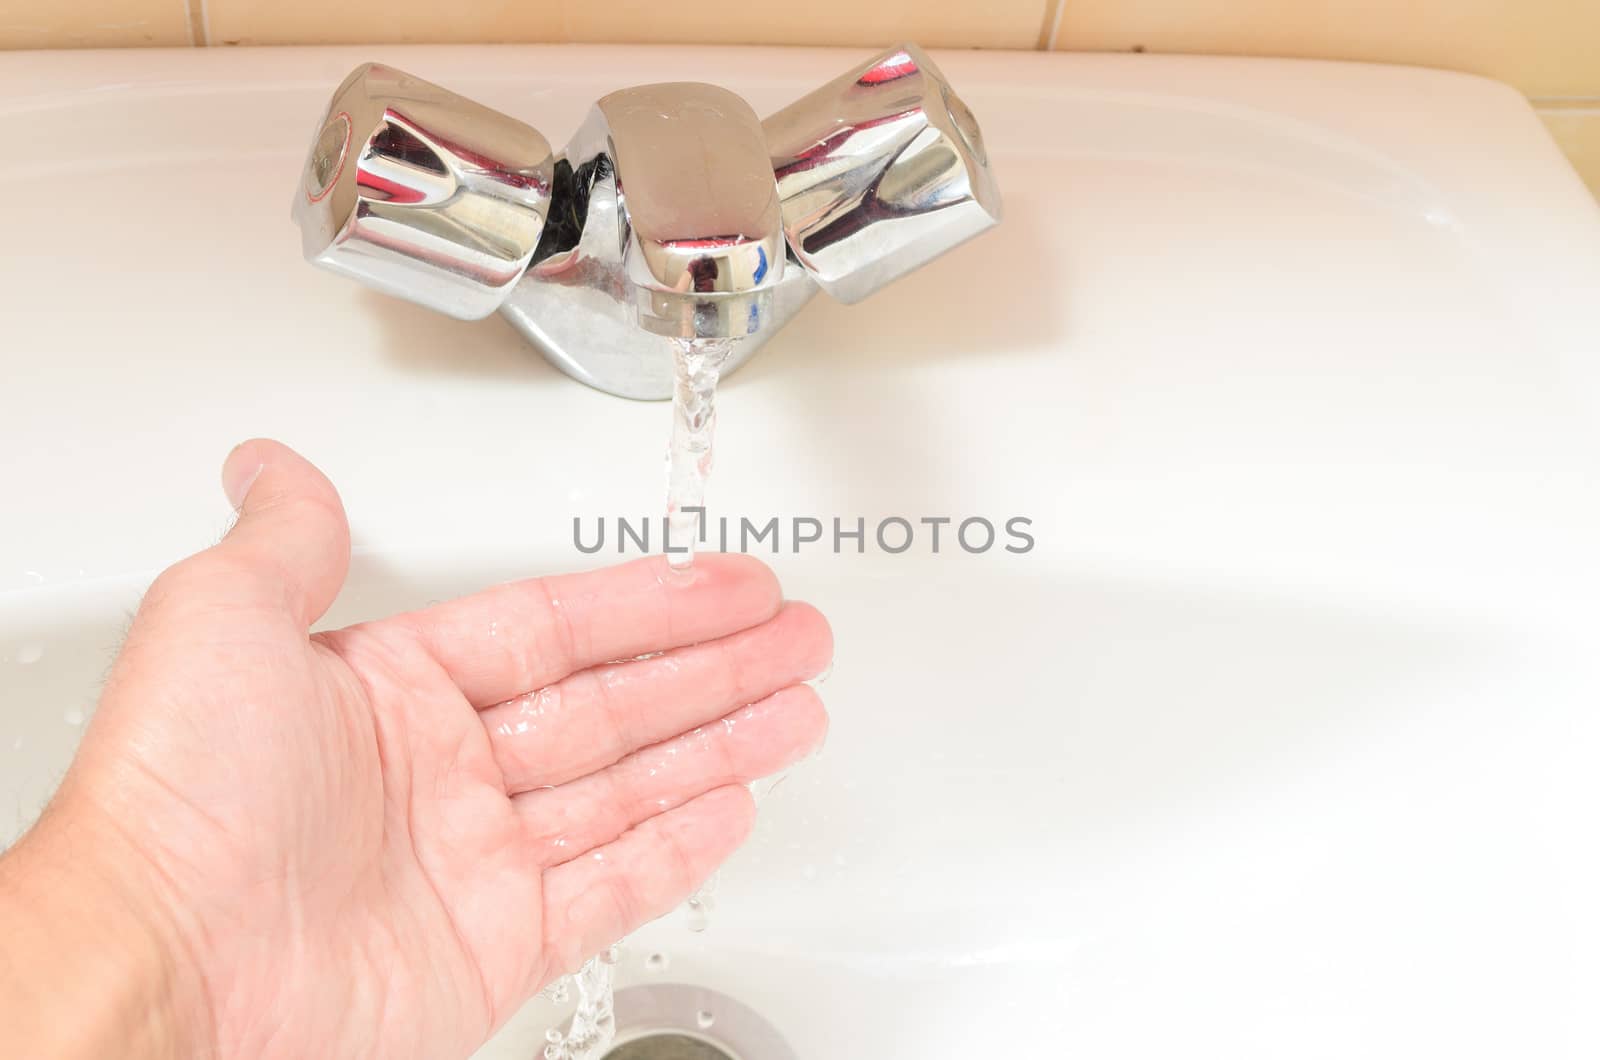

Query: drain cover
[[604, 1032, 736, 1060], [603, 984, 796, 1060]]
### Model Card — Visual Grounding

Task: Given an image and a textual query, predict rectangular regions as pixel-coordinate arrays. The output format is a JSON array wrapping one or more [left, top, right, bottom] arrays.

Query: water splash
[[542, 945, 621, 1060], [538, 977, 571, 1005], [665, 338, 737, 569]]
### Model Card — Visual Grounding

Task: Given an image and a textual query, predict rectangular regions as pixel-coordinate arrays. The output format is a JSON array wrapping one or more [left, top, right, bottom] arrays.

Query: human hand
[[0, 439, 831, 1059]]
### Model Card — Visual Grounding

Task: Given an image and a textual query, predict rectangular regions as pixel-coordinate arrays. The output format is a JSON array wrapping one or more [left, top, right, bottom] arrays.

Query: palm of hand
[[61, 441, 829, 1060]]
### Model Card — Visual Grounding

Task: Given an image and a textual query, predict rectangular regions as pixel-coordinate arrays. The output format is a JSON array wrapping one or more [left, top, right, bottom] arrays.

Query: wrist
[[0, 797, 212, 1059]]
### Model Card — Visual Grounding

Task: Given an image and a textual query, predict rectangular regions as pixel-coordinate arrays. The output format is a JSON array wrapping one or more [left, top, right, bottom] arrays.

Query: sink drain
[[604, 1033, 735, 1060], [601, 984, 795, 1060]]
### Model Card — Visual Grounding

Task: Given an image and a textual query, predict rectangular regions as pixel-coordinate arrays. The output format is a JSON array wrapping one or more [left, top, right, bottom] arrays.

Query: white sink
[[3, 44, 1600, 1059]]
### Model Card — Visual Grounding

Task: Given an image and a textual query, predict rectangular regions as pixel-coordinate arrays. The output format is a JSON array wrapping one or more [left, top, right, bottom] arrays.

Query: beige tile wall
[[1050, 0, 1600, 98], [0, 0, 1596, 195], [198, 0, 1043, 50], [0, 0, 190, 48]]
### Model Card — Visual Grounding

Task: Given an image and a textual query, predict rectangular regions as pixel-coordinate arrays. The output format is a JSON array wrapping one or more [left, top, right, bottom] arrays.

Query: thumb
[[202, 438, 352, 628]]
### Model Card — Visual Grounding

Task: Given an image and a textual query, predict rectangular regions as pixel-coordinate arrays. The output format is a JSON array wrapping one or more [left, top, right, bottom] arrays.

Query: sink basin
[[3, 44, 1600, 1058]]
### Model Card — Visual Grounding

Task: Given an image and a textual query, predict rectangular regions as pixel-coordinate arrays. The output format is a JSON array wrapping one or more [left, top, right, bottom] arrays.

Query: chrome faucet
[[292, 44, 1001, 400]]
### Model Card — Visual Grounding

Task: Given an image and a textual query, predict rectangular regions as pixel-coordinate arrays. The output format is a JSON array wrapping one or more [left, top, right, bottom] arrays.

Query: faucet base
[[499, 265, 819, 400]]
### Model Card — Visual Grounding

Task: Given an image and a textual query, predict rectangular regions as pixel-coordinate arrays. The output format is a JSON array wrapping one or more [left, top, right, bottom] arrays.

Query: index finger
[[385, 554, 783, 708]]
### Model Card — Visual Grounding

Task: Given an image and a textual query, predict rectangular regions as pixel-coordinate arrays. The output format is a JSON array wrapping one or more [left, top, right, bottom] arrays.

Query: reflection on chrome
[[293, 44, 1002, 400]]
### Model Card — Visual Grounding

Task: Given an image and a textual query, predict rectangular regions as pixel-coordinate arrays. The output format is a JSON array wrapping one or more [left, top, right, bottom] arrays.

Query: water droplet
[[63, 708, 84, 728], [538, 974, 572, 1005], [683, 872, 718, 933], [16, 644, 42, 665], [644, 951, 669, 973], [695, 1010, 715, 1030], [545, 1029, 564, 1044]]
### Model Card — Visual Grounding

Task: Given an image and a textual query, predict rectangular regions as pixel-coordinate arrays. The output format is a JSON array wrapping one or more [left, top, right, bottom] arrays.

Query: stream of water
[[541, 336, 738, 1060], [664, 337, 735, 568]]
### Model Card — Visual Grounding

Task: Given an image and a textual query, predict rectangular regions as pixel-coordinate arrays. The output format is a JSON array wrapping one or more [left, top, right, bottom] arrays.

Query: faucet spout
[[540, 82, 787, 341]]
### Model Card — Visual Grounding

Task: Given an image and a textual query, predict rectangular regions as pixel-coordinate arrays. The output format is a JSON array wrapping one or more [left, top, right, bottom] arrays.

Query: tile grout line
[[184, 0, 209, 47], [1036, 0, 1066, 51]]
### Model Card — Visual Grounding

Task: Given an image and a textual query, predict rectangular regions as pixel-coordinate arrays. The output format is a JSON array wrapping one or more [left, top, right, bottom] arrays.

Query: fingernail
[[222, 449, 264, 511]]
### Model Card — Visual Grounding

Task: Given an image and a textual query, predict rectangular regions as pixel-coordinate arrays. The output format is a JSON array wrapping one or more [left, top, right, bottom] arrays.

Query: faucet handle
[[764, 43, 1002, 305], [292, 63, 555, 320]]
